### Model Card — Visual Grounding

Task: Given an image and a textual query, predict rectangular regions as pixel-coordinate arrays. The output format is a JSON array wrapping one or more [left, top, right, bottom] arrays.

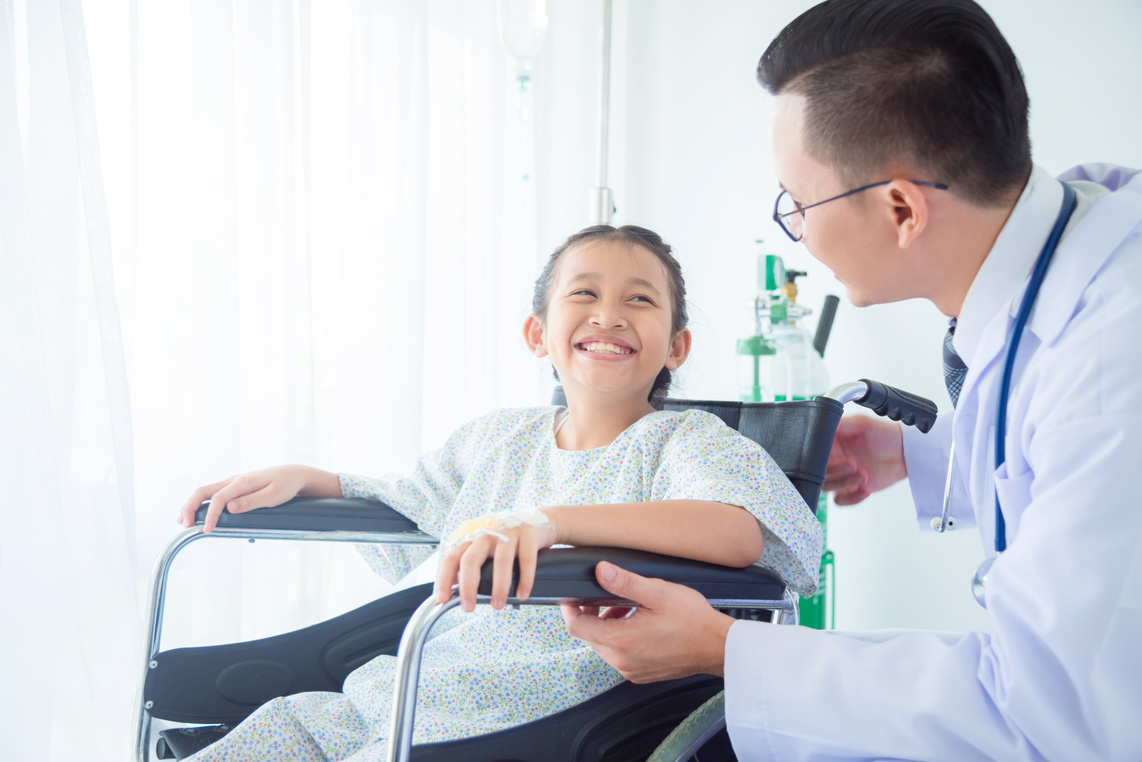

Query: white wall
[[597, 0, 1142, 632]]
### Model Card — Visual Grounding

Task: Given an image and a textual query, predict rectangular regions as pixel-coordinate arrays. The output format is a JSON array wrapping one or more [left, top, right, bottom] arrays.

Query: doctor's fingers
[[178, 478, 232, 528], [561, 612, 650, 679], [832, 480, 871, 506], [824, 465, 865, 496], [600, 606, 633, 620], [561, 604, 621, 643], [559, 604, 601, 623]]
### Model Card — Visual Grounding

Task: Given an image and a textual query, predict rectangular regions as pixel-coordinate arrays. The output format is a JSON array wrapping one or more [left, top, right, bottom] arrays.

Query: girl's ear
[[664, 328, 692, 370], [523, 314, 548, 357]]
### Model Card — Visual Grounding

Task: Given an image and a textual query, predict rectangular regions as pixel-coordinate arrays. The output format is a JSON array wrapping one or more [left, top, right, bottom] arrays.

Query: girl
[[177, 225, 822, 760]]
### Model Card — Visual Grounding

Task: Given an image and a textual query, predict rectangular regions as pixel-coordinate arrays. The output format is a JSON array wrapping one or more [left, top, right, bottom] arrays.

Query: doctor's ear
[[883, 180, 930, 249], [523, 314, 548, 357]]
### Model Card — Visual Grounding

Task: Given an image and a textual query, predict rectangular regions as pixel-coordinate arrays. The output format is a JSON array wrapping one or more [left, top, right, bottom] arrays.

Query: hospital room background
[[3, 0, 1140, 759]]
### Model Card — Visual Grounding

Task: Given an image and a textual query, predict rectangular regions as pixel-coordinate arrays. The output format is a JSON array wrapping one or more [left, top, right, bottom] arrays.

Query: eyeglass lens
[[776, 191, 804, 239]]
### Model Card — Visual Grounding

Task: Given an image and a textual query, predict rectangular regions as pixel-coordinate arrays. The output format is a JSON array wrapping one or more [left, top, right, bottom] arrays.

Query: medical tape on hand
[[447, 509, 550, 545]]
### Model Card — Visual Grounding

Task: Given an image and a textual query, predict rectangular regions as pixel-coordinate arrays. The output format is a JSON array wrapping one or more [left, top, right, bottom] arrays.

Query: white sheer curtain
[[1, 0, 139, 758], [1, 0, 583, 758]]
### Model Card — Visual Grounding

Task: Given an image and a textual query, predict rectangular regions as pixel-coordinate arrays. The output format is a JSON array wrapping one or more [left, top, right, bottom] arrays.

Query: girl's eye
[[630, 295, 654, 304]]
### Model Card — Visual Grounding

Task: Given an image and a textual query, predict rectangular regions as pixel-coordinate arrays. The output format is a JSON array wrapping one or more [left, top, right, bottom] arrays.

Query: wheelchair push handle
[[828, 379, 939, 433]]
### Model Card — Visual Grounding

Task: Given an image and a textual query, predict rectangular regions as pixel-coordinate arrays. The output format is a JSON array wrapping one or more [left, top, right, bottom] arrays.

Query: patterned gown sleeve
[[339, 416, 486, 583], [651, 410, 823, 597]]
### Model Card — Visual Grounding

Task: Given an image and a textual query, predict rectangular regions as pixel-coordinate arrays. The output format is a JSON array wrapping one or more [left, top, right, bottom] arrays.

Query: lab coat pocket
[[993, 461, 1033, 518]]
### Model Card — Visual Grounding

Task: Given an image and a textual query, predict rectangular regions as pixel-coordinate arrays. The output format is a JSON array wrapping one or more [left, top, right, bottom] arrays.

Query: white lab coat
[[723, 163, 1142, 761]]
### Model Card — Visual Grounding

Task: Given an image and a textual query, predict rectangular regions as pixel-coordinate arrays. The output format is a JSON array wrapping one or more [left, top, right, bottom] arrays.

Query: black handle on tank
[[855, 379, 939, 433], [813, 295, 840, 357]]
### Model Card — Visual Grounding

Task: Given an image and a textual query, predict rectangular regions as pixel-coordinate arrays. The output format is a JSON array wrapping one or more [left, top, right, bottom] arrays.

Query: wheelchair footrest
[[156, 725, 231, 760]]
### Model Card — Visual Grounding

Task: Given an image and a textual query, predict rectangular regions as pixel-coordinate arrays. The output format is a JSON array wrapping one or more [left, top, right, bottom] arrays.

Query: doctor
[[561, 0, 1142, 759]]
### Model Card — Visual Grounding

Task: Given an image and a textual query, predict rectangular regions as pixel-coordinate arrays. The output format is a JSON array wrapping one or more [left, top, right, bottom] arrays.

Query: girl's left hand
[[434, 516, 560, 612]]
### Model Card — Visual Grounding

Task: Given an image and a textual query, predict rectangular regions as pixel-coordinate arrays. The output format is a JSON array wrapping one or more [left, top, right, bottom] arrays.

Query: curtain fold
[[2, 0, 140, 757], [2, 1, 576, 759]]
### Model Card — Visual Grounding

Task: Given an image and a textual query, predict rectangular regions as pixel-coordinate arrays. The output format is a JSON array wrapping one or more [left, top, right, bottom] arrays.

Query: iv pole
[[589, 0, 615, 225]]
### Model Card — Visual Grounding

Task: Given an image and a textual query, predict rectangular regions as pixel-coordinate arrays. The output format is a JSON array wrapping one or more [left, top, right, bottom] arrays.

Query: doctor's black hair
[[531, 225, 688, 401], [758, 0, 1032, 207]]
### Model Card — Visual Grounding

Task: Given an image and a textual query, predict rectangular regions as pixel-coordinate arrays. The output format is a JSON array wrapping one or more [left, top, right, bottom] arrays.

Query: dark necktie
[[943, 318, 967, 407]]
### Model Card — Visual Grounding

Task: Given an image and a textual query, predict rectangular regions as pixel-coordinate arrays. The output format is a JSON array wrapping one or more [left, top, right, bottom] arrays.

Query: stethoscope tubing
[[936, 181, 1077, 608], [991, 181, 1077, 553]]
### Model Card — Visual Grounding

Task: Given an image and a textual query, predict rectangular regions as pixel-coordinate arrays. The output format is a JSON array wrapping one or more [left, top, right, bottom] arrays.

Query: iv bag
[[497, 0, 548, 60]]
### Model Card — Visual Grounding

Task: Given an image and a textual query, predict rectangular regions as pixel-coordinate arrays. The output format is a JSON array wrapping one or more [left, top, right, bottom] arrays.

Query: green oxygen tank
[[736, 244, 838, 630]]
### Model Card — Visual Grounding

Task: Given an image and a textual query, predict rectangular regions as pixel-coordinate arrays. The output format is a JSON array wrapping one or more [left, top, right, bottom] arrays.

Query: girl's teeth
[[581, 341, 632, 355]]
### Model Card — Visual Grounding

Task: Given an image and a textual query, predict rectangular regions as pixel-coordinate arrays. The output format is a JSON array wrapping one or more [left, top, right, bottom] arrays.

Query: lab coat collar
[[956, 164, 1142, 409], [952, 166, 1060, 372], [1038, 164, 1142, 345]]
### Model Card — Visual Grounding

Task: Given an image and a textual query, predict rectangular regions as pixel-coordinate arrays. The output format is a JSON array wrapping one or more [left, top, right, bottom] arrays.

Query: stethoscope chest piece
[[971, 556, 995, 608]]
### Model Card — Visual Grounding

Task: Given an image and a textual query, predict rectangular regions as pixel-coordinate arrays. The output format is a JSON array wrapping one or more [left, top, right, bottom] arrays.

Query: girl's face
[[524, 239, 691, 405]]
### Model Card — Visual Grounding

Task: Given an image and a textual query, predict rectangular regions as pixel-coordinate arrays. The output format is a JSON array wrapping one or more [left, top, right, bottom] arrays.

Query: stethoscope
[[932, 181, 1077, 608]]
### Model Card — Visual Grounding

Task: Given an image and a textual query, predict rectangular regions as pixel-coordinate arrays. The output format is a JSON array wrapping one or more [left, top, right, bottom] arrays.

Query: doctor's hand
[[825, 415, 908, 505], [177, 465, 342, 533], [561, 562, 734, 684]]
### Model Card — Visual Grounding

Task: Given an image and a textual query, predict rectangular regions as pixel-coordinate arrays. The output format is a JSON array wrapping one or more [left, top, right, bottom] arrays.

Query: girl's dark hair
[[757, 0, 1032, 207], [532, 225, 688, 401]]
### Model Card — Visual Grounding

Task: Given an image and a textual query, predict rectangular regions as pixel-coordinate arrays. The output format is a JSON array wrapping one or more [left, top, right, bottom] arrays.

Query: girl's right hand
[[177, 465, 336, 533]]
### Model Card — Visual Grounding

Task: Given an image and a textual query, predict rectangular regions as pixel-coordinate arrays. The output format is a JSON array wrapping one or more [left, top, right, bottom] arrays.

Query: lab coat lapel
[[955, 175, 1142, 417], [1028, 178, 1142, 346], [950, 173, 1142, 545]]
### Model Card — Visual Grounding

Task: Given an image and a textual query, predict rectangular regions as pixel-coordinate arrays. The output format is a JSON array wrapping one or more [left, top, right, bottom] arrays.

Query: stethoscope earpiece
[[930, 515, 957, 532]]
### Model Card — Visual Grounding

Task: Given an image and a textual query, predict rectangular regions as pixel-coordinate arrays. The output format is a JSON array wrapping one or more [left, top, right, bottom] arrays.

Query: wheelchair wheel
[[646, 691, 735, 762]]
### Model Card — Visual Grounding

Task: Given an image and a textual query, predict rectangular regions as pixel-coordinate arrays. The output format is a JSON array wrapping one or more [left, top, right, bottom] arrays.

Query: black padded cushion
[[193, 496, 428, 535], [147, 583, 436, 725], [476, 546, 786, 604]]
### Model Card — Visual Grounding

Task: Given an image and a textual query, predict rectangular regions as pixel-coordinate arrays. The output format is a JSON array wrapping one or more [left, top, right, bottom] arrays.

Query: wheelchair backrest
[[550, 388, 843, 513]]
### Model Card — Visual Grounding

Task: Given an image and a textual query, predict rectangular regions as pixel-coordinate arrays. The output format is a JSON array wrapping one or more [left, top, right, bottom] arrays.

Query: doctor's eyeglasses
[[773, 179, 949, 242]]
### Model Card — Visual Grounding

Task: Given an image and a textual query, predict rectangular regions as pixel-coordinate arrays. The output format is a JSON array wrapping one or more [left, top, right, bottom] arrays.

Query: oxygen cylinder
[[736, 245, 838, 630]]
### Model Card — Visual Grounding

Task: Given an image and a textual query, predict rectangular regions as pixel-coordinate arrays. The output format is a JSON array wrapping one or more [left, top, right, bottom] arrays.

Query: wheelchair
[[135, 380, 936, 762]]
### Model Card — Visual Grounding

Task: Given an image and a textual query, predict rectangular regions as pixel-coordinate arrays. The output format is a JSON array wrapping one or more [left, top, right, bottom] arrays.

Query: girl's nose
[[589, 305, 627, 329]]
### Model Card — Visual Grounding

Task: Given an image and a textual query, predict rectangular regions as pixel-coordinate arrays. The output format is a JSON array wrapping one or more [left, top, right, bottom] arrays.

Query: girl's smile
[[575, 335, 637, 359]]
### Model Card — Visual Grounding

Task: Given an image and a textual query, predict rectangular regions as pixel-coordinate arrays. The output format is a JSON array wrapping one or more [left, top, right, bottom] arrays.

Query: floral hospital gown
[[188, 406, 822, 761]]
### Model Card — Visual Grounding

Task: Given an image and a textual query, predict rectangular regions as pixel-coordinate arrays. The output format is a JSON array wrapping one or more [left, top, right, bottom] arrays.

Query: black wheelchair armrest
[[185, 500, 784, 602], [480, 546, 788, 604], [192, 496, 431, 536]]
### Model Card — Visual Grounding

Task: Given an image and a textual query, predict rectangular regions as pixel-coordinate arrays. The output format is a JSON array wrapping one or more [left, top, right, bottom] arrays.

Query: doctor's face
[[770, 94, 911, 307]]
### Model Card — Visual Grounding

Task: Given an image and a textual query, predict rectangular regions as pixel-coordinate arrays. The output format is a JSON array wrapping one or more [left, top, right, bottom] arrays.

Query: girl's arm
[[178, 465, 342, 532], [436, 500, 764, 613], [546, 500, 764, 568]]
